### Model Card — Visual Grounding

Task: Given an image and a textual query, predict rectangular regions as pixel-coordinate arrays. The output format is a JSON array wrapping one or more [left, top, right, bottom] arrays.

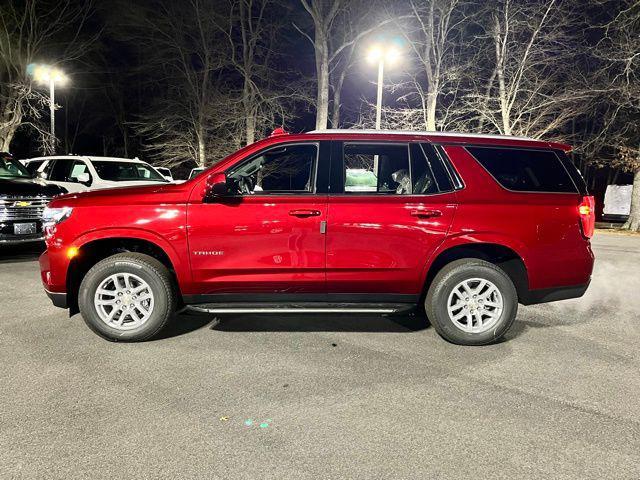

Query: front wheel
[[78, 252, 176, 341], [425, 258, 518, 345]]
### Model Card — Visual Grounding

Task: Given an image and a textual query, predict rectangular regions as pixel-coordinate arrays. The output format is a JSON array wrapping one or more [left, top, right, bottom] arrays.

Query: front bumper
[[0, 219, 45, 244], [40, 249, 70, 310], [0, 234, 44, 244]]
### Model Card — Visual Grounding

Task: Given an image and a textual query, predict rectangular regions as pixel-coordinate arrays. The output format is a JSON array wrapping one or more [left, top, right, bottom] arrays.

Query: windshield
[[92, 161, 166, 182], [189, 168, 204, 179], [0, 158, 32, 178]]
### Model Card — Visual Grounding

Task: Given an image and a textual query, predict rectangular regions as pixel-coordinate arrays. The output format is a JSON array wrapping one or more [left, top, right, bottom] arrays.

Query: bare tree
[[463, 0, 592, 139], [403, 0, 464, 131], [123, 0, 232, 168], [220, 0, 292, 145], [298, 0, 343, 130], [0, 0, 94, 153], [297, 0, 399, 130], [587, 0, 640, 231]]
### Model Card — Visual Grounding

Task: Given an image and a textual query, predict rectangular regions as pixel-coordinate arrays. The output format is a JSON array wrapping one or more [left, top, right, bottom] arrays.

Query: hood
[[50, 181, 188, 208], [0, 177, 67, 197]]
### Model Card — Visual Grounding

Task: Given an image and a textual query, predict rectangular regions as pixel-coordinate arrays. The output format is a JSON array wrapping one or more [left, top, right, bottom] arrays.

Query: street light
[[30, 64, 68, 153], [366, 44, 401, 130]]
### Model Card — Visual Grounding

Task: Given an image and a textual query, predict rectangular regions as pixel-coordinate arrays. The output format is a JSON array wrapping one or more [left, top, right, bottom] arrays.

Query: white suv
[[21, 156, 168, 193]]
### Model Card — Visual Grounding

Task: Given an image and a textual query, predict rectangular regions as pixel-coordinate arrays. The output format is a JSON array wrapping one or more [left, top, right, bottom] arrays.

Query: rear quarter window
[[466, 147, 578, 193]]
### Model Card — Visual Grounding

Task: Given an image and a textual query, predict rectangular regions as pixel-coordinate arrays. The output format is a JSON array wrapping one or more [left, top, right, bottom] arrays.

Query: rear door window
[[343, 143, 410, 194], [466, 147, 577, 193]]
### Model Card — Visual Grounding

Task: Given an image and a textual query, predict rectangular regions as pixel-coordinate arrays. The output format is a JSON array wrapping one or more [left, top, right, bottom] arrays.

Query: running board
[[185, 302, 414, 315]]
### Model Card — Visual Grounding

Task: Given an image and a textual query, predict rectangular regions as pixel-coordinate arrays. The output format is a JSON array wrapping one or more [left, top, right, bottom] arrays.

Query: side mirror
[[76, 172, 91, 185], [205, 172, 230, 199], [162, 175, 173, 182]]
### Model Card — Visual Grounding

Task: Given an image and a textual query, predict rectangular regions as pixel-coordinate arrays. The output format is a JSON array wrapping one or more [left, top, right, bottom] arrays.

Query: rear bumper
[[519, 281, 590, 305], [45, 289, 68, 308]]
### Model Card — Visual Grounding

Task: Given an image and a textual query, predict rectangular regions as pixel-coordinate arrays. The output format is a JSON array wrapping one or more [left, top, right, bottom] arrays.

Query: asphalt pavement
[[1, 233, 639, 479]]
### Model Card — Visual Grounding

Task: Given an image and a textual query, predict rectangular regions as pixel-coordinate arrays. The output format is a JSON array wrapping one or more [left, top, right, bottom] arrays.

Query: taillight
[[578, 195, 595, 239]]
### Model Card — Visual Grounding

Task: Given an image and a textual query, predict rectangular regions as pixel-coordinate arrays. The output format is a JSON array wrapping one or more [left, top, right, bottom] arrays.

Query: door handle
[[410, 209, 442, 219], [289, 209, 321, 217]]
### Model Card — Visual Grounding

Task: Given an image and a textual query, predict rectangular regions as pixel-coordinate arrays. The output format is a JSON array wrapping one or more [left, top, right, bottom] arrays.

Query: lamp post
[[31, 65, 68, 153], [366, 45, 401, 130]]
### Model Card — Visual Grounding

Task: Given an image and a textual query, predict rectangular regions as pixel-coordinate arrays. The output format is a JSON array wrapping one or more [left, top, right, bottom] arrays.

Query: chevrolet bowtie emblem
[[13, 201, 32, 207]]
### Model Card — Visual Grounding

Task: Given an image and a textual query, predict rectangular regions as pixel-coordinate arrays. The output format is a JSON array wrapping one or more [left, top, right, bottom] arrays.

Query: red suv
[[39, 130, 595, 345]]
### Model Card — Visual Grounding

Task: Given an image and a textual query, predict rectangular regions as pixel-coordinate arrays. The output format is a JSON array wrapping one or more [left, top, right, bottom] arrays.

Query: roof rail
[[306, 129, 536, 142]]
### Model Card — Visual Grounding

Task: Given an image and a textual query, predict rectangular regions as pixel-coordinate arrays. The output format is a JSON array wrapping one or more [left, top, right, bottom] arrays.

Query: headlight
[[42, 206, 73, 227]]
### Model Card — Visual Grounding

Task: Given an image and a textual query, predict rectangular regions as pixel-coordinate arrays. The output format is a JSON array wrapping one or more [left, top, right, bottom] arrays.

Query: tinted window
[[408, 144, 437, 194], [228, 144, 317, 194], [422, 144, 453, 191], [49, 160, 73, 181], [23, 160, 44, 176], [467, 147, 577, 193], [557, 151, 588, 195], [437, 146, 464, 189], [343, 143, 410, 194], [93, 161, 165, 182]]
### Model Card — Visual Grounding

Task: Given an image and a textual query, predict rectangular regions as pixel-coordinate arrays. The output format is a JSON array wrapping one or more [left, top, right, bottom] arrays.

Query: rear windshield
[[466, 147, 577, 193], [92, 161, 166, 182]]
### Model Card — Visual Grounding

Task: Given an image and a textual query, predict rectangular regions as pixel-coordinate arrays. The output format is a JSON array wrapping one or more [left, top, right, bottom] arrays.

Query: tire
[[78, 252, 176, 342], [425, 258, 518, 345]]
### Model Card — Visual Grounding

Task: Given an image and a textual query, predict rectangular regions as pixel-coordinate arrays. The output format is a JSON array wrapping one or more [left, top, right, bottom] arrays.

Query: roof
[[307, 129, 536, 142], [22, 155, 148, 163], [303, 129, 571, 152]]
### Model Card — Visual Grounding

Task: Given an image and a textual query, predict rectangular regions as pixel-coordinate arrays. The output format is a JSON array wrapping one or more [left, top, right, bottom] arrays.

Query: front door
[[325, 141, 457, 299], [187, 142, 329, 299]]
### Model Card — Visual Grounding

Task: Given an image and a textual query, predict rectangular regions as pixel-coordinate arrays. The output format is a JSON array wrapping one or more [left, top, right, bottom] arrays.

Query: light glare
[[32, 65, 68, 86], [367, 46, 383, 64], [366, 45, 402, 66]]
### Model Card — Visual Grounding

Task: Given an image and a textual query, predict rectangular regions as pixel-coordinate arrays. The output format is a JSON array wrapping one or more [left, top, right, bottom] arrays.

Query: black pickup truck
[[0, 153, 66, 244]]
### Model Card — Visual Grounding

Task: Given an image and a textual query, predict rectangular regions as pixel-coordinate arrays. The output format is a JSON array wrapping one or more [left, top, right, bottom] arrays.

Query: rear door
[[325, 141, 457, 299]]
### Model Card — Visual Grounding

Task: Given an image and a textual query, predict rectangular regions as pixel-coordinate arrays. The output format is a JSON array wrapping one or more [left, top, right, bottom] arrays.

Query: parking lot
[[1, 232, 639, 479]]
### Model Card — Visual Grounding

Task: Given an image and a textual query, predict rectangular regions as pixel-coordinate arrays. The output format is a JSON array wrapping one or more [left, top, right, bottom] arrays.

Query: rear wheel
[[78, 252, 176, 341], [425, 258, 518, 345]]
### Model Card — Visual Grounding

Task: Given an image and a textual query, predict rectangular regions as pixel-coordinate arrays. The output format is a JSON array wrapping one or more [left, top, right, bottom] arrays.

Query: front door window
[[229, 144, 317, 195]]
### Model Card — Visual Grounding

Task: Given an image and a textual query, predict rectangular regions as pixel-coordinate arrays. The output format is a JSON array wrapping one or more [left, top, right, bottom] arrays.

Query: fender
[[419, 230, 530, 288], [71, 227, 191, 286]]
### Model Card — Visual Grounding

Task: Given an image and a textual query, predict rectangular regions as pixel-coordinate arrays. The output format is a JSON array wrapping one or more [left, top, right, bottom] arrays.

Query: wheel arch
[[422, 239, 529, 302], [66, 232, 185, 315]]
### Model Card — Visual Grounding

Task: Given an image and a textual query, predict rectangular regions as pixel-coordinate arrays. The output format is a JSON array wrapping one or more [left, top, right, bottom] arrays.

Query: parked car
[[188, 167, 204, 179], [155, 167, 174, 182], [40, 130, 595, 345], [21, 156, 168, 193], [0, 152, 66, 244], [602, 184, 632, 223]]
